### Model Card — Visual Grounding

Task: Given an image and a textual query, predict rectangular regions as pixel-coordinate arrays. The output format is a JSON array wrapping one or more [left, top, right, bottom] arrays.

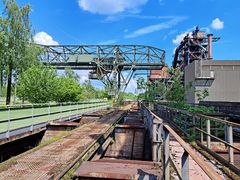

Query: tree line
[[0, 0, 35, 104], [0, 0, 137, 104]]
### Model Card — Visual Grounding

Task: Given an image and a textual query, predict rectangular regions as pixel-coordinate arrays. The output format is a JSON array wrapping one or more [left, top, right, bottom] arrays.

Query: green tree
[[54, 77, 83, 102], [165, 69, 186, 107], [136, 77, 146, 90], [82, 80, 97, 100], [0, 16, 8, 97], [64, 67, 80, 82], [196, 88, 209, 102], [17, 65, 57, 103], [1, 0, 32, 104]]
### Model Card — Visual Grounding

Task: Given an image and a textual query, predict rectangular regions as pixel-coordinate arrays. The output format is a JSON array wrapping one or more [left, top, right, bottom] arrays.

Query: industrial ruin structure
[[39, 45, 165, 98], [175, 27, 240, 104], [172, 26, 220, 69], [148, 26, 240, 105]]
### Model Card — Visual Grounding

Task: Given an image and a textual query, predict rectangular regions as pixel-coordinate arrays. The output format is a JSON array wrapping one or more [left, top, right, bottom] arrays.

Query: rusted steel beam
[[115, 124, 145, 129], [91, 137, 113, 161]]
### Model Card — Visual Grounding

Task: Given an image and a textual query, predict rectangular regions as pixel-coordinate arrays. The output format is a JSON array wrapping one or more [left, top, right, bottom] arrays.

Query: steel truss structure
[[39, 45, 165, 97]]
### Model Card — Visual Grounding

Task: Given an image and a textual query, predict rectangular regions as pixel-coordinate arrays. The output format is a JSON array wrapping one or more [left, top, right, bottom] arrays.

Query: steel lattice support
[[38, 44, 166, 97]]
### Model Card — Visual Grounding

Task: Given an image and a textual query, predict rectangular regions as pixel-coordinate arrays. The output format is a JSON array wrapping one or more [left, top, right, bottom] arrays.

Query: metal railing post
[[224, 119, 228, 143], [200, 117, 203, 144], [153, 122, 157, 162], [206, 119, 211, 149], [69, 102, 72, 120], [227, 125, 234, 164], [60, 103, 62, 121], [164, 129, 170, 180], [182, 150, 189, 180], [157, 123, 162, 162], [192, 115, 196, 136], [48, 103, 51, 122], [184, 115, 187, 133], [30, 104, 34, 131], [6, 107, 11, 138]]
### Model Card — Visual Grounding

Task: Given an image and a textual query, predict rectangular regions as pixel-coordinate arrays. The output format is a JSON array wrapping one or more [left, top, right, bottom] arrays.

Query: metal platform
[[74, 159, 162, 179]]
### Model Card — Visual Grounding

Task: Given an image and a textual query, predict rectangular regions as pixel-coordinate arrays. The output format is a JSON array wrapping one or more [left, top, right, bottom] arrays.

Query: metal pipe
[[207, 34, 213, 60]]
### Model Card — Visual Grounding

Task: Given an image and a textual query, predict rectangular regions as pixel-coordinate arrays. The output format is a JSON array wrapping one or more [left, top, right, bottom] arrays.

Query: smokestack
[[207, 34, 213, 60]]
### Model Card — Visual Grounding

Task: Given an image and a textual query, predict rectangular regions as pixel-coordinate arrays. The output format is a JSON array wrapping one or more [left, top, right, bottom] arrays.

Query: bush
[[17, 65, 57, 103], [54, 77, 83, 102]]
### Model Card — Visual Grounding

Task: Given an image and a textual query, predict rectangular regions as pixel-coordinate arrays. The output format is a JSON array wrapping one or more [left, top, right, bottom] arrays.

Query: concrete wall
[[185, 60, 240, 103]]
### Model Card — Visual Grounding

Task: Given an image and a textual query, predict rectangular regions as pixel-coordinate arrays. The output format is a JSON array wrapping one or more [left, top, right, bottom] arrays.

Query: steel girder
[[38, 44, 165, 97]]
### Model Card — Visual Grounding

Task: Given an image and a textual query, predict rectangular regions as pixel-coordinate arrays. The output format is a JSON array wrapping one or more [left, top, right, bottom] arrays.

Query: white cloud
[[125, 78, 137, 93], [33, 32, 59, 45], [78, 0, 148, 15], [172, 31, 189, 45], [201, 27, 210, 34], [158, 0, 164, 5], [211, 18, 224, 30], [125, 17, 186, 38], [103, 14, 180, 23], [77, 70, 90, 83], [98, 39, 117, 45], [172, 26, 196, 45]]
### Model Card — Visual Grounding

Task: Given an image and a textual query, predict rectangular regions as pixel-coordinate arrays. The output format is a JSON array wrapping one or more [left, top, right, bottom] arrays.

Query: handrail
[[0, 102, 108, 122], [163, 124, 222, 180], [0, 100, 107, 111], [158, 105, 240, 128], [155, 103, 240, 176], [0, 101, 110, 140], [140, 103, 223, 180]]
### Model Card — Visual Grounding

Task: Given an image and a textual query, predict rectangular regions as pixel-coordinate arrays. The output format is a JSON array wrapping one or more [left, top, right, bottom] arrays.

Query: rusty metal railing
[[140, 103, 222, 180], [155, 104, 240, 175]]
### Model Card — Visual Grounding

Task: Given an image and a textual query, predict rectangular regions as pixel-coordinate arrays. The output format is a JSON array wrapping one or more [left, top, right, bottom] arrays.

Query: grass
[[0, 97, 27, 106], [0, 102, 110, 133]]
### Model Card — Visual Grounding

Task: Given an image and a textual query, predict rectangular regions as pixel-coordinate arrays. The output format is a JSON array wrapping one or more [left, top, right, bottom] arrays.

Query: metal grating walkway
[[0, 110, 125, 180]]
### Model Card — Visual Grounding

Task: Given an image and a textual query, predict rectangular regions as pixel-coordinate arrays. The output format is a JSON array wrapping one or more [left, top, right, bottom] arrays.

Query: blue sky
[[1, 0, 240, 92]]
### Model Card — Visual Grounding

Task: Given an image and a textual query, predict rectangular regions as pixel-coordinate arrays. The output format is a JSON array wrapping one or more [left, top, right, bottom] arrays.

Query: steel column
[[164, 130, 170, 180], [153, 123, 157, 162], [227, 125, 234, 164], [182, 150, 189, 180], [206, 119, 211, 149]]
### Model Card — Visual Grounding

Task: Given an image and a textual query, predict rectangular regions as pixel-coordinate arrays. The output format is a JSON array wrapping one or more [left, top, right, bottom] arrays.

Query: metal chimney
[[207, 34, 213, 60]]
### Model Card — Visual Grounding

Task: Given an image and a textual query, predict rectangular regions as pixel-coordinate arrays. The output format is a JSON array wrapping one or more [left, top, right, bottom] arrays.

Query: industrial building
[[148, 27, 240, 105], [171, 27, 240, 104], [185, 60, 240, 103]]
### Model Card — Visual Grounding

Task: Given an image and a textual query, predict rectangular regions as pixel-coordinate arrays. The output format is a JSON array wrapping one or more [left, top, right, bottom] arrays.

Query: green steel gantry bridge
[[39, 45, 165, 97]]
